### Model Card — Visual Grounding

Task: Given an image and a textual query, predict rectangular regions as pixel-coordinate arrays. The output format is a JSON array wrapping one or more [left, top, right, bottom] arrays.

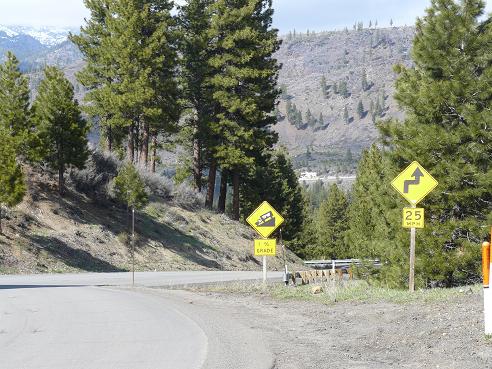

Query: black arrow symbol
[[403, 167, 424, 193]]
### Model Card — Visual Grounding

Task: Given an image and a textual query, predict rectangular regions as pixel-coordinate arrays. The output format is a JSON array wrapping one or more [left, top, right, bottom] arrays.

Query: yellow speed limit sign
[[402, 208, 425, 229], [254, 239, 277, 256]]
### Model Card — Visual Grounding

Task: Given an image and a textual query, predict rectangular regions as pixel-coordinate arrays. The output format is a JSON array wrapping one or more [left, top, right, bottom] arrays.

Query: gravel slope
[[152, 287, 492, 369]]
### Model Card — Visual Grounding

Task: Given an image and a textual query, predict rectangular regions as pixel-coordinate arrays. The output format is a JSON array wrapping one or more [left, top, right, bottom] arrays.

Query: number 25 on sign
[[402, 208, 424, 229]]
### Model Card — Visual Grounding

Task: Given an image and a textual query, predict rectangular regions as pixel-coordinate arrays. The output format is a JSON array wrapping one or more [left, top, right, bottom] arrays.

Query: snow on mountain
[[0, 25, 19, 37], [0, 25, 76, 46]]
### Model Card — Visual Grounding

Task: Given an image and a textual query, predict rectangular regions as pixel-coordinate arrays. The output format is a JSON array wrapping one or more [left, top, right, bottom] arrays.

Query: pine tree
[[309, 184, 349, 259], [390, 19, 394, 27], [347, 146, 396, 257], [179, 0, 215, 193], [33, 67, 89, 195], [339, 80, 349, 97], [361, 69, 369, 91], [320, 75, 328, 98], [0, 129, 25, 234], [71, 0, 180, 166], [241, 148, 305, 241], [208, 0, 281, 220], [357, 100, 365, 119], [305, 109, 316, 128], [113, 162, 149, 211], [379, 0, 492, 287], [343, 105, 349, 124], [0, 52, 36, 159]]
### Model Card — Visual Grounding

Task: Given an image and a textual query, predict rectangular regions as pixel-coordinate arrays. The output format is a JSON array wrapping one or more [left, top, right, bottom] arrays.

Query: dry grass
[[188, 280, 482, 305]]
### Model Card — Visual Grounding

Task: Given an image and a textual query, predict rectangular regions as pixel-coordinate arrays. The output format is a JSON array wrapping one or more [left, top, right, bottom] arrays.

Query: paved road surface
[[0, 272, 282, 369]]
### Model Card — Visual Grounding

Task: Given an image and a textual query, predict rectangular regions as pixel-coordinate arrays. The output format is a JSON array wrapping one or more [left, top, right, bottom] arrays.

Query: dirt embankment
[[0, 168, 303, 274], [163, 286, 492, 369]]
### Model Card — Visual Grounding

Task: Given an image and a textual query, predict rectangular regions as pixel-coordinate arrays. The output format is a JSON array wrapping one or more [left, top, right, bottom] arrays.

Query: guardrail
[[304, 259, 382, 270]]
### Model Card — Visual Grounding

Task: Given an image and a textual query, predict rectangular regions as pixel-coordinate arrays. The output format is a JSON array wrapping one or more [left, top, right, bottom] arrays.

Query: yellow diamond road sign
[[247, 201, 284, 239], [391, 161, 438, 205]]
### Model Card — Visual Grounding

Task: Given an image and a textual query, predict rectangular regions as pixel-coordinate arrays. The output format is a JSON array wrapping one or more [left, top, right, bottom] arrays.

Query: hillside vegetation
[[276, 26, 414, 171], [5, 25, 415, 174], [0, 154, 302, 274]]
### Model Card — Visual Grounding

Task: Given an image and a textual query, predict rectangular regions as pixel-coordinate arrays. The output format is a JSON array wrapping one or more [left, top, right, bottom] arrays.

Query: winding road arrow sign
[[391, 162, 438, 205], [403, 167, 424, 193]]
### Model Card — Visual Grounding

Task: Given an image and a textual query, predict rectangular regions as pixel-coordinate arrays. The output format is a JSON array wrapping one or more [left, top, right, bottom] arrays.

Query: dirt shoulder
[[152, 284, 492, 369]]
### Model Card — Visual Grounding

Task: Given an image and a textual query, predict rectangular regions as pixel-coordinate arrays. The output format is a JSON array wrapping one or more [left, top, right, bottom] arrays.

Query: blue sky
[[1, 0, 492, 33]]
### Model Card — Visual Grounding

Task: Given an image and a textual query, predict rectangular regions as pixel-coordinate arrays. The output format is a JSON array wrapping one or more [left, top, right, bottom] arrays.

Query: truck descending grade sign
[[246, 201, 284, 239]]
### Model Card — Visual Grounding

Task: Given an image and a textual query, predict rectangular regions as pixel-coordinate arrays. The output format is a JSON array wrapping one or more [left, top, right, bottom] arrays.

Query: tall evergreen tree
[[241, 148, 305, 240], [207, 0, 281, 220], [361, 69, 369, 91], [343, 105, 349, 123], [71, 0, 180, 167], [0, 129, 25, 234], [309, 184, 349, 259], [320, 75, 328, 98], [33, 67, 89, 195], [357, 100, 365, 119], [379, 0, 492, 287], [179, 0, 215, 193], [0, 52, 36, 159], [347, 145, 398, 259]]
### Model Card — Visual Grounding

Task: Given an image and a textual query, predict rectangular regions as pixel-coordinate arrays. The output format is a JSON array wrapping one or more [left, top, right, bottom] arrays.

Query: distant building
[[299, 172, 319, 182]]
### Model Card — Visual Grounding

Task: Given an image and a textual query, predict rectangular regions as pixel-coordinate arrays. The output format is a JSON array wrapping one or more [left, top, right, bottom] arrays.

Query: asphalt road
[[0, 271, 282, 369]]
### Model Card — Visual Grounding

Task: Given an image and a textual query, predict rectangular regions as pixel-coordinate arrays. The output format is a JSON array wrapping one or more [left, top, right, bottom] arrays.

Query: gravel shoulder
[[144, 285, 492, 369]]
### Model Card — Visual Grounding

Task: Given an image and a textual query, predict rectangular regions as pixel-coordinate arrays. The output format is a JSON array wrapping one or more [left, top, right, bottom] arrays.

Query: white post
[[263, 256, 267, 283], [409, 204, 417, 292], [409, 227, 416, 292], [483, 241, 492, 335], [485, 288, 492, 335], [132, 207, 135, 287]]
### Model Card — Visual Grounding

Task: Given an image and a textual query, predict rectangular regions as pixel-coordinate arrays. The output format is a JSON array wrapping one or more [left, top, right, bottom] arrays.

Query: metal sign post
[[409, 206, 416, 292], [132, 207, 135, 287], [254, 239, 276, 283], [263, 256, 267, 283], [247, 202, 285, 285], [391, 161, 438, 292]]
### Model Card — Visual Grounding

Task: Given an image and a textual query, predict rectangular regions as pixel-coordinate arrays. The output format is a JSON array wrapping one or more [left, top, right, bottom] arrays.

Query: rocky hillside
[[0, 25, 79, 68], [275, 27, 415, 170], [2, 25, 416, 173], [0, 154, 303, 274]]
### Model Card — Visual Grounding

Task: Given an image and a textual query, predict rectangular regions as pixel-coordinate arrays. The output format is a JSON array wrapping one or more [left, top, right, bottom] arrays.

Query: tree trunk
[[193, 135, 202, 192], [135, 121, 141, 164], [218, 170, 228, 214], [150, 134, 158, 173], [205, 159, 217, 209], [58, 164, 65, 196], [232, 170, 240, 221], [128, 123, 135, 163], [107, 124, 113, 152], [139, 121, 150, 168]]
